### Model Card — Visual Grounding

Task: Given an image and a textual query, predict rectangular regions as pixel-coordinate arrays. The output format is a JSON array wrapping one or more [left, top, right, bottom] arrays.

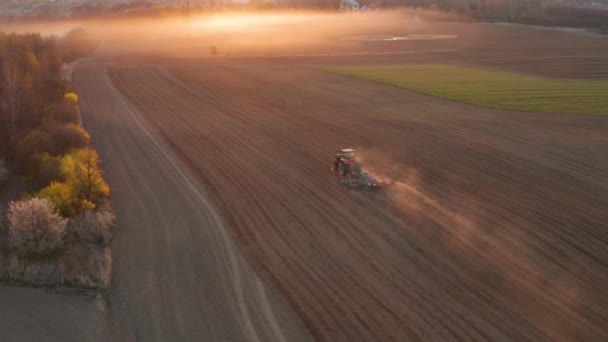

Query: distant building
[[340, 0, 359, 11]]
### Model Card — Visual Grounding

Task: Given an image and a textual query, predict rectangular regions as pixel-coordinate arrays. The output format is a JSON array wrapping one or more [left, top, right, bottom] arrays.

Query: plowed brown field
[[107, 64, 608, 341]]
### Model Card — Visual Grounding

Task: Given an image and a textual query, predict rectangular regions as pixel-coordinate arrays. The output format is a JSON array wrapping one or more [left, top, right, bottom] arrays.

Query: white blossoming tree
[[7, 198, 68, 257]]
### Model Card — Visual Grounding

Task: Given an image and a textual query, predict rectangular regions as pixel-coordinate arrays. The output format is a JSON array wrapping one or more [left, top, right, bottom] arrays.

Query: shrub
[[64, 92, 79, 103], [13, 124, 90, 177], [13, 129, 55, 172], [37, 181, 91, 217], [47, 124, 90, 155], [37, 148, 108, 217], [0, 158, 8, 184], [67, 208, 115, 246], [7, 198, 68, 257], [62, 245, 111, 288], [46, 101, 80, 125], [7, 254, 64, 285], [28, 153, 64, 189]]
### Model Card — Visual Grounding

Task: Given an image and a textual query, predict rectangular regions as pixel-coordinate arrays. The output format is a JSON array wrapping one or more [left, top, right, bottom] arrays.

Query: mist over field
[[1, 11, 456, 56]]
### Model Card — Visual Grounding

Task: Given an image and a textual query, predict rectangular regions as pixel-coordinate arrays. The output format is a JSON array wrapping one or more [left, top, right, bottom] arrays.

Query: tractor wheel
[[338, 163, 346, 177], [351, 163, 361, 177]]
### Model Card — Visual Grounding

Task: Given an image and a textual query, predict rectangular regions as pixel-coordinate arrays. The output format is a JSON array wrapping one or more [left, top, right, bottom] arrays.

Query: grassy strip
[[322, 64, 608, 115]]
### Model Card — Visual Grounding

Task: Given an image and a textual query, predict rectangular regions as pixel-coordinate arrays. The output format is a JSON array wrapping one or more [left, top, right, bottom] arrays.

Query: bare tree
[[0, 36, 37, 137], [0, 158, 8, 184], [1, 58, 21, 136]]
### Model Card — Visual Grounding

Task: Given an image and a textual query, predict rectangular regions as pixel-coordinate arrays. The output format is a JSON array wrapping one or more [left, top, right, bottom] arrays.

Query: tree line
[[0, 29, 97, 153], [0, 32, 63, 150], [0, 30, 113, 288]]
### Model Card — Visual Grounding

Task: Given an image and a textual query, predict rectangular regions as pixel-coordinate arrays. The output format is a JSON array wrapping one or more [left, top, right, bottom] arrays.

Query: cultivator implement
[[331, 148, 390, 191]]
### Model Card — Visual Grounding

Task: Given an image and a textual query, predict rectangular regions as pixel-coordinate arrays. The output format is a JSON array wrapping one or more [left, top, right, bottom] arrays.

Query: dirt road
[[108, 64, 608, 341], [72, 62, 311, 341]]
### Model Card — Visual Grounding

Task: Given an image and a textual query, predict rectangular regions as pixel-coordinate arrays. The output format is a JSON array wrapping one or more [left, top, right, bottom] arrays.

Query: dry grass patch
[[1, 199, 115, 288]]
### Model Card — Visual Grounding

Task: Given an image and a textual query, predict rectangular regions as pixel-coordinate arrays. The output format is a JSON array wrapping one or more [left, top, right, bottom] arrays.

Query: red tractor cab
[[332, 148, 362, 177]]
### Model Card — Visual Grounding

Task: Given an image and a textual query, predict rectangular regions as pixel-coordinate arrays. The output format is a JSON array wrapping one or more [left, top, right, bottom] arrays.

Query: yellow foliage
[[64, 92, 79, 103], [26, 51, 39, 68], [37, 148, 110, 217], [80, 199, 96, 213], [38, 181, 76, 217], [62, 148, 110, 203]]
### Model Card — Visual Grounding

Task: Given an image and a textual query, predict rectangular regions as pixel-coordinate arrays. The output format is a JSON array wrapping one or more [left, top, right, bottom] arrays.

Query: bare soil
[[107, 63, 608, 341]]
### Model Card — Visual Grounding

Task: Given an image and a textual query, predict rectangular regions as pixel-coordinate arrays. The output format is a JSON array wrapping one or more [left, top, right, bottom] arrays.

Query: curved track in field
[[107, 64, 608, 341], [73, 62, 311, 342]]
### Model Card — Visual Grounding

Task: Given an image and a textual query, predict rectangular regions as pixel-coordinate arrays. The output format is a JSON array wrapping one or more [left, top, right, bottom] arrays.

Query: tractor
[[331, 148, 362, 177], [331, 148, 384, 190]]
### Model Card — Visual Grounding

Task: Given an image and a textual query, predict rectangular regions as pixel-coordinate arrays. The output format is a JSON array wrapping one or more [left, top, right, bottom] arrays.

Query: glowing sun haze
[[2, 11, 436, 57]]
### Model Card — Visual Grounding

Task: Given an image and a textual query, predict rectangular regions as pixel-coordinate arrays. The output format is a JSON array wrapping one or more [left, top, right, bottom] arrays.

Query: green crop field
[[322, 65, 608, 115]]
